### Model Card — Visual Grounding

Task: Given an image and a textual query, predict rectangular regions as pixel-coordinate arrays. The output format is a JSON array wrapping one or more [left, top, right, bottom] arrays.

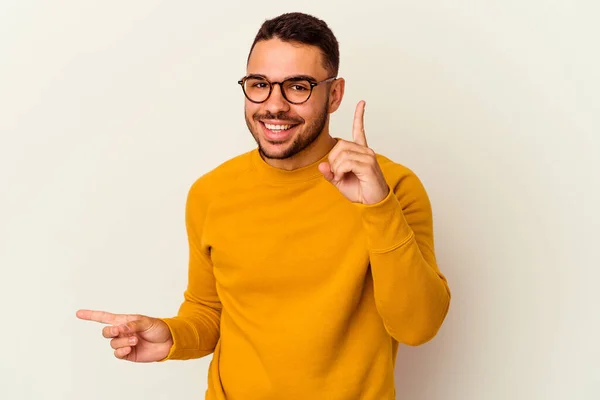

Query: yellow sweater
[[160, 146, 450, 400]]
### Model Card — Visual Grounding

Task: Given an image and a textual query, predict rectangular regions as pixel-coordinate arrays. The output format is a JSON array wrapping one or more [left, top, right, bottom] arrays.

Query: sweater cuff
[[355, 188, 414, 253], [158, 317, 200, 361]]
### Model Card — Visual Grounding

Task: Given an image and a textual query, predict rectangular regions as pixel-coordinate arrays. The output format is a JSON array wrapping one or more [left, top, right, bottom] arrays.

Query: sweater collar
[[250, 140, 338, 183]]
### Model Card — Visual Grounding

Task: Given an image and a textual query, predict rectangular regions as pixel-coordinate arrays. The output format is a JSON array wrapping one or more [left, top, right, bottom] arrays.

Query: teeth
[[265, 123, 293, 131]]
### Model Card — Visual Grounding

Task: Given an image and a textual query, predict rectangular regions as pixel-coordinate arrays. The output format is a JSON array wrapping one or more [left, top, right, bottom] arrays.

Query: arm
[[357, 169, 451, 346], [159, 180, 222, 360]]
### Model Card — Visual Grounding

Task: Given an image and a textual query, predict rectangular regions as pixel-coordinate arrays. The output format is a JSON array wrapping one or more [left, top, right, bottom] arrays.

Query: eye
[[286, 80, 311, 91], [245, 78, 269, 90], [290, 84, 308, 91], [252, 82, 268, 89]]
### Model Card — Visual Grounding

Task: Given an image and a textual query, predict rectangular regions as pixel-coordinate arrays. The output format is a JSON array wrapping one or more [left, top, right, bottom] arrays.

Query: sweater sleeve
[[356, 166, 451, 346], [159, 179, 222, 360]]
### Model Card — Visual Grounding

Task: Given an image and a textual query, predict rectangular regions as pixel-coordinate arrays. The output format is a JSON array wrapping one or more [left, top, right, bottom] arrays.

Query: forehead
[[247, 38, 326, 80]]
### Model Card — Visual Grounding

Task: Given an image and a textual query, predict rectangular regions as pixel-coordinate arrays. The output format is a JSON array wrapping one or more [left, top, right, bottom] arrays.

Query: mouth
[[259, 121, 301, 142]]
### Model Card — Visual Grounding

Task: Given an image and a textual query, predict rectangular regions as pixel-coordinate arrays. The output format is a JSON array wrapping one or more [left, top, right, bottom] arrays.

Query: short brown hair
[[248, 12, 340, 77]]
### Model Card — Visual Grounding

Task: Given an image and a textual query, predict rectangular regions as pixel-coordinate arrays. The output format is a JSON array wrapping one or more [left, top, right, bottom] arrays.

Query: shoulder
[[187, 149, 255, 204]]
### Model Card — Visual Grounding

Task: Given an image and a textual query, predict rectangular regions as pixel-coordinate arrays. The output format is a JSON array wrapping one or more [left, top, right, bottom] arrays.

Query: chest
[[203, 181, 369, 295]]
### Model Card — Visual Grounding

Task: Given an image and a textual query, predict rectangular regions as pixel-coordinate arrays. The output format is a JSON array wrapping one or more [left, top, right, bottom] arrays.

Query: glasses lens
[[282, 79, 312, 104], [243, 77, 270, 102]]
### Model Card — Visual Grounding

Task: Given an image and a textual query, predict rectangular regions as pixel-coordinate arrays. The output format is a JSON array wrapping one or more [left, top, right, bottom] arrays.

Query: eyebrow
[[246, 73, 318, 82]]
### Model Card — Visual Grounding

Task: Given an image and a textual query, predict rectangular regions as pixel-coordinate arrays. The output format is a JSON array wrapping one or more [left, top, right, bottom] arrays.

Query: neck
[[261, 132, 338, 171]]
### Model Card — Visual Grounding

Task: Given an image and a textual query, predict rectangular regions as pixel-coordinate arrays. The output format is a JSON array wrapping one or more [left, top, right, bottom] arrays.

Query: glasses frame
[[237, 75, 337, 104]]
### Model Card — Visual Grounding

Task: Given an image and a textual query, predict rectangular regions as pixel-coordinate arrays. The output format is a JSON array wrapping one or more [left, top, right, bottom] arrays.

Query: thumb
[[118, 317, 153, 335], [318, 162, 334, 182]]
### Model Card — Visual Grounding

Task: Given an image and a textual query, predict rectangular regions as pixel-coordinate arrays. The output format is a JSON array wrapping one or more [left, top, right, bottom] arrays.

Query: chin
[[250, 118, 324, 160], [258, 138, 297, 160]]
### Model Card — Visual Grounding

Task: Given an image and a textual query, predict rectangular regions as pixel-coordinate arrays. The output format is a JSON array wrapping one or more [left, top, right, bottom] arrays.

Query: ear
[[327, 78, 345, 113]]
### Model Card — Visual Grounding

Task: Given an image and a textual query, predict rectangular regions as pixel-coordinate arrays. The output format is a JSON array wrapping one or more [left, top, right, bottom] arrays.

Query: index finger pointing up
[[352, 100, 367, 147]]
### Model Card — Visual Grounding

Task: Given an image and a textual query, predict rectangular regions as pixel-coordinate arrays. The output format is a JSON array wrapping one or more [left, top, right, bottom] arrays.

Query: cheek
[[299, 105, 323, 123], [244, 104, 260, 120]]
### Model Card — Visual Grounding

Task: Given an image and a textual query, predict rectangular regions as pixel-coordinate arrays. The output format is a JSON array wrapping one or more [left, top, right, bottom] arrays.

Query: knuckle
[[120, 322, 133, 333]]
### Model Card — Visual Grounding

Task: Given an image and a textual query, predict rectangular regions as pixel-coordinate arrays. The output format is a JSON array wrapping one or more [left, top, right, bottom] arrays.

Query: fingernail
[[129, 336, 136, 345]]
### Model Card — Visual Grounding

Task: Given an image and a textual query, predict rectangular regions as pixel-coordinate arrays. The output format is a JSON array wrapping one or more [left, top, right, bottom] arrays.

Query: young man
[[77, 12, 451, 400]]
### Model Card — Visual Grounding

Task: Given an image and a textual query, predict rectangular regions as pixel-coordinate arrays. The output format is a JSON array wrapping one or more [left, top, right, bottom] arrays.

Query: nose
[[263, 83, 290, 114]]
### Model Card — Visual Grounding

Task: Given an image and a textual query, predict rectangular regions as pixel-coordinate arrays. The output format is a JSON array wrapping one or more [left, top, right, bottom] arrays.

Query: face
[[243, 38, 342, 160]]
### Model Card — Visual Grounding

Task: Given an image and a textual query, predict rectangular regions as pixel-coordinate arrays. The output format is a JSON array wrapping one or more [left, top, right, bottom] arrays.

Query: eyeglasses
[[238, 75, 337, 104]]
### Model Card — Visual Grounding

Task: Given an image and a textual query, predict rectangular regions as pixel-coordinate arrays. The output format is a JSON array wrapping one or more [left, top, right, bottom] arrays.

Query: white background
[[1, 1, 598, 399]]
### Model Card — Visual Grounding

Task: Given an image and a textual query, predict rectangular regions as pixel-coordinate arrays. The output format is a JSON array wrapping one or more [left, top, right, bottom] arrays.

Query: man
[[77, 12, 451, 400]]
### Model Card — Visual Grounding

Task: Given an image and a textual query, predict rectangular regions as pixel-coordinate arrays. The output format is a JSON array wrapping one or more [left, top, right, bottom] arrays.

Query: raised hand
[[76, 309, 173, 362], [318, 100, 390, 204]]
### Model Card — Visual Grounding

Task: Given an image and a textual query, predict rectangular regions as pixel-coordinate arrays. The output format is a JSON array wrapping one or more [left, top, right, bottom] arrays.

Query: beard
[[245, 96, 329, 160]]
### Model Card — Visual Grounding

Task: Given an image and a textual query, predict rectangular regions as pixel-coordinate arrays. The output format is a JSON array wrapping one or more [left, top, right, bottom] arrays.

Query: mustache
[[253, 112, 303, 124]]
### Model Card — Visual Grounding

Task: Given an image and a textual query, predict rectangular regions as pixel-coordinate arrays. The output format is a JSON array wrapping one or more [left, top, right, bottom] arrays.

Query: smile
[[264, 123, 295, 131], [260, 121, 300, 141]]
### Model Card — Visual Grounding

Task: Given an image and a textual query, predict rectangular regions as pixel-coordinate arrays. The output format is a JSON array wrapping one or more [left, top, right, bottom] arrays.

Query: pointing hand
[[76, 309, 173, 362]]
